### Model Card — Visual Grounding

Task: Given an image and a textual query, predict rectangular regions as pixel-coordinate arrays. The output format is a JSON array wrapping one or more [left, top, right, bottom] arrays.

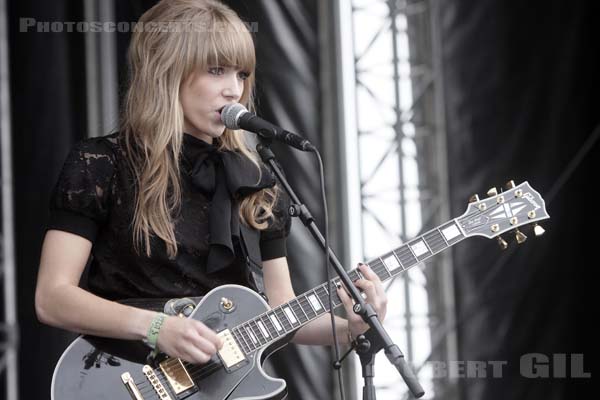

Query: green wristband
[[145, 313, 167, 350]]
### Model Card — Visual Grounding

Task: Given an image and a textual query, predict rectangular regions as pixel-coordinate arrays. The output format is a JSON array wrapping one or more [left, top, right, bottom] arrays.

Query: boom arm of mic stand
[[255, 142, 424, 398]]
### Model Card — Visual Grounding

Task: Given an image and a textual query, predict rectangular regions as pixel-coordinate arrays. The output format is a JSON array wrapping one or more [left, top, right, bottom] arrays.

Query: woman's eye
[[238, 71, 250, 80], [208, 67, 224, 75]]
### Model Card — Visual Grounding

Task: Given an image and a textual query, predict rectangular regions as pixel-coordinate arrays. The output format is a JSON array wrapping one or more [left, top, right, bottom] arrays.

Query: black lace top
[[47, 132, 291, 300]]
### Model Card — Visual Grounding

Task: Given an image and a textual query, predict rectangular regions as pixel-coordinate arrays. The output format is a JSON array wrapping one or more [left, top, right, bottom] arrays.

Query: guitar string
[[133, 258, 443, 393], [140, 367, 178, 397], [133, 268, 380, 391], [133, 269, 378, 395], [133, 294, 339, 392], [135, 304, 350, 393], [132, 245, 433, 392], [134, 302, 319, 391], [133, 294, 322, 389], [139, 250, 455, 396], [135, 362, 219, 394]]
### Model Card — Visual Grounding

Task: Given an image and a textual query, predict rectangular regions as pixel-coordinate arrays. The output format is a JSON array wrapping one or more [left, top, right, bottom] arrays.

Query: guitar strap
[[238, 222, 266, 295], [116, 297, 203, 314]]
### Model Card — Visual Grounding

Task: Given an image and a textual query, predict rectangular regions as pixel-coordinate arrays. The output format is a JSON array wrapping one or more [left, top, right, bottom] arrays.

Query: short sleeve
[[47, 138, 116, 242], [260, 186, 292, 261]]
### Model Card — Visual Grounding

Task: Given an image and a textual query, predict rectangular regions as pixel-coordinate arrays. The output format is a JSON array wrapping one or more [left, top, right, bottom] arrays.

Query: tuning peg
[[533, 224, 545, 237], [515, 229, 527, 244], [487, 187, 498, 197], [505, 180, 515, 189], [469, 194, 480, 203], [497, 236, 508, 250]]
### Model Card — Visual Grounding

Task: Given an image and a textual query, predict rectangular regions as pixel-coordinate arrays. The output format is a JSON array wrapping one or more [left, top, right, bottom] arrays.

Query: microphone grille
[[221, 103, 248, 130]]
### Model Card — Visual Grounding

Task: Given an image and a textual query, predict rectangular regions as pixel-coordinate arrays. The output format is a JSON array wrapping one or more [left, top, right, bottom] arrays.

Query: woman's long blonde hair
[[121, 0, 277, 258]]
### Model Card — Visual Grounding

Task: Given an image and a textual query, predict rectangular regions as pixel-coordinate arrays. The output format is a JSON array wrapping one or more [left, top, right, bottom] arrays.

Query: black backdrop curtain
[[440, 0, 596, 398], [8, 1, 87, 399]]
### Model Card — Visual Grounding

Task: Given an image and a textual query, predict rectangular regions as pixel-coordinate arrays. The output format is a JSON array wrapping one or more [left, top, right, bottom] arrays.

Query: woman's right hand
[[156, 315, 224, 364]]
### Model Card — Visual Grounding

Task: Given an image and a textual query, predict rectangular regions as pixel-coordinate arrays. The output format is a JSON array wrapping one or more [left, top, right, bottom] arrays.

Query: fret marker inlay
[[410, 240, 429, 257], [308, 295, 322, 311], [383, 254, 401, 271], [248, 329, 258, 344], [283, 307, 297, 324], [257, 321, 269, 338], [270, 315, 283, 331], [442, 224, 460, 241]]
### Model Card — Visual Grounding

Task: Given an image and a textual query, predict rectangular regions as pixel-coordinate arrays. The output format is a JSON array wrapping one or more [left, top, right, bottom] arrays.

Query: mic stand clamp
[[333, 330, 380, 400], [255, 140, 424, 399], [355, 330, 382, 400]]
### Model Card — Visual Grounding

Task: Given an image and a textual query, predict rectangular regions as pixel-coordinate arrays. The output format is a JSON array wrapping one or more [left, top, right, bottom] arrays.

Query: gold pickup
[[159, 359, 194, 395], [217, 329, 246, 368]]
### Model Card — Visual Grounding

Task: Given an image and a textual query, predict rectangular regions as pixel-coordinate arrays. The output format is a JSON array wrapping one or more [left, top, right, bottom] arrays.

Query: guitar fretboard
[[231, 220, 465, 354]]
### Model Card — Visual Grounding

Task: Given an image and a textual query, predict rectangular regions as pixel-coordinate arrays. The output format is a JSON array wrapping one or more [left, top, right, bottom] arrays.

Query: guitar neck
[[229, 218, 467, 353]]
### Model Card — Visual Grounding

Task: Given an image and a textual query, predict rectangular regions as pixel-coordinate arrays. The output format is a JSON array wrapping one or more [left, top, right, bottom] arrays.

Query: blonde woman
[[36, 0, 387, 370]]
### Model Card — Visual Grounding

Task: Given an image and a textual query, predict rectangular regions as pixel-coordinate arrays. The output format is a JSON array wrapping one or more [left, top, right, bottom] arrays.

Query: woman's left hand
[[337, 263, 388, 340]]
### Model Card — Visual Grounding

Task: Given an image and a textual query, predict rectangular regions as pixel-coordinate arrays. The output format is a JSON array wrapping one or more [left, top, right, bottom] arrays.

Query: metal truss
[[345, 0, 458, 398]]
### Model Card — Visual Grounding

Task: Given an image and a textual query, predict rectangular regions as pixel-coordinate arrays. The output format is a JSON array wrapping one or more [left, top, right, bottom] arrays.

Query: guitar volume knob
[[221, 297, 235, 312]]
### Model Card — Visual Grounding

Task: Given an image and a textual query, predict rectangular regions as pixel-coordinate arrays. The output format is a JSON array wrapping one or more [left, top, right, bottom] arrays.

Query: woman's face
[[180, 66, 249, 143]]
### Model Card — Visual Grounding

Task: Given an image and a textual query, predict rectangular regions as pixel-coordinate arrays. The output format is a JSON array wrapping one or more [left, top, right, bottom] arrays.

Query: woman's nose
[[223, 73, 242, 100]]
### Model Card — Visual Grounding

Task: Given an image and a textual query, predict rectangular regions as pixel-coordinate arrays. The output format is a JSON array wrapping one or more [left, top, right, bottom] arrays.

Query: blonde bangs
[[181, 9, 256, 106], [204, 18, 255, 74]]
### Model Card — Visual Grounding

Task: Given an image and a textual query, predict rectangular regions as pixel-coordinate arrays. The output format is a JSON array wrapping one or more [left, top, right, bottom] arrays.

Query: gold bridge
[[217, 329, 246, 369], [121, 360, 195, 400], [143, 365, 173, 399]]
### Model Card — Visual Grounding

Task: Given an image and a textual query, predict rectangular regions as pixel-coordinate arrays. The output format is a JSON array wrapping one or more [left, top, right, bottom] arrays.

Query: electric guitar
[[52, 181, 549, 399]]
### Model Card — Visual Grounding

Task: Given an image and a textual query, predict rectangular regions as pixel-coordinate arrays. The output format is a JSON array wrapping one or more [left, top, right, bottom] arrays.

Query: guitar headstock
[[457, 181, 549, 247]]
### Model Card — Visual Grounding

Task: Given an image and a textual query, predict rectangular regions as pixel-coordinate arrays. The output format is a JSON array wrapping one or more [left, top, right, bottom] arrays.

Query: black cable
[[311, 148, 347, 400], [545, 123, 600, 204]]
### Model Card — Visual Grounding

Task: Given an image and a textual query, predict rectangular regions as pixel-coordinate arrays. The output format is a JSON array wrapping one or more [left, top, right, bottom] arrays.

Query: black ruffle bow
[[182, 133, 275, 273]]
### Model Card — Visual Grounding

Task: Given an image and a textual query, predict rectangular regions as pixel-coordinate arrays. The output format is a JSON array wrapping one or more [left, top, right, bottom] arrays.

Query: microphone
[[221, 103, 316, 152]]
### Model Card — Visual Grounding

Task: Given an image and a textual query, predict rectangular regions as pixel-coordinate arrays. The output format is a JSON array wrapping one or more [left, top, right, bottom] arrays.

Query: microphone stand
[[255, 140, 425, 399]]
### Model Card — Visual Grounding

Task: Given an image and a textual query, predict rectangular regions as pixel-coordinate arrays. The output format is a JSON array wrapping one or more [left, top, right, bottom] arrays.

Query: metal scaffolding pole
[[320, 1, 363, 398], [0, 0, 19, 397], [429, 0, 459, 379], [405, 0, 459, 397]]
